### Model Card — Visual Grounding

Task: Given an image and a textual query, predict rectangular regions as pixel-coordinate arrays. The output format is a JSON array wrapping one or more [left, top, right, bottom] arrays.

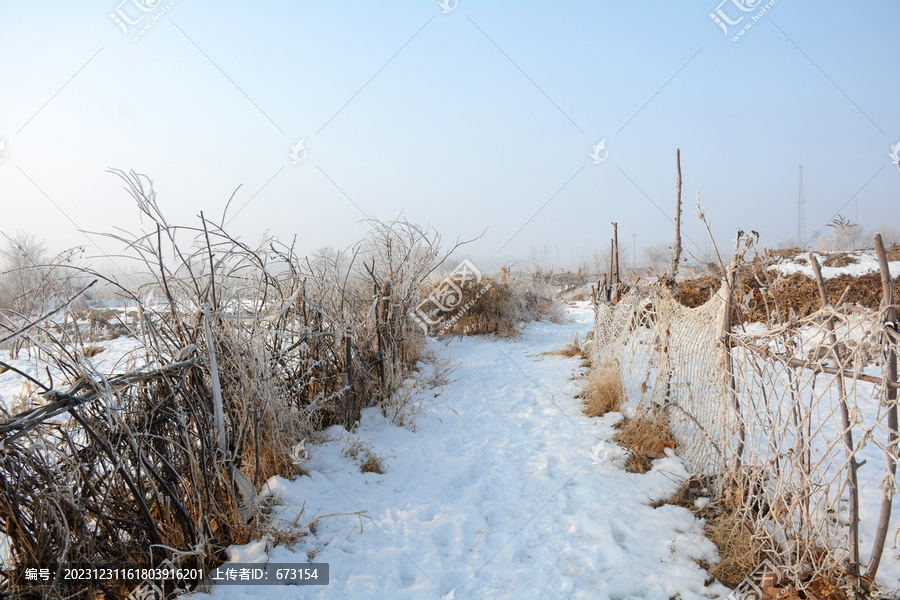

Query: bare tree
[[827, 215, 858, 251], [0, 231, 49, 315], [846, 222, 867, 249], [873, 222, 900, 246], [643, 242, 671, 272]]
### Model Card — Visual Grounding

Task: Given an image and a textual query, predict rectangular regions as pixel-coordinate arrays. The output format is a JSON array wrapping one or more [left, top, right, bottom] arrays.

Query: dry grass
[[704, 503, 764, 588], [822, 253, 859, 267], [262, 519, 309, 553], [704, 508, 851, 598], [82, 345, 104, 357], [579, 362, 623, 418], [675, 262, 900, 323], [698, 475, 851, 597], [613, 413, 674, 473], [673, 274, 721, 308], [361, 456, 385, 474], [256, 497, 370, 558], [768, 247, 803, 259], [381, 380, 423, 430], [248, 393, 309, 485], [0, 172, 445, 597], [434, 269, 563, 337], [253, 495, 308, 553], [83, 308, 129, 341], [433, 277, 516, 336], [886, 243, 900, 261], [650, 476, 713, 511], [343, 436, 387, 475], [549, 333, 585, 359]]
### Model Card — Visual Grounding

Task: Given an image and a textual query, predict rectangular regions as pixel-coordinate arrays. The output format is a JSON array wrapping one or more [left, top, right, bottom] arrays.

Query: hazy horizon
[[1, 1, 898, 274]]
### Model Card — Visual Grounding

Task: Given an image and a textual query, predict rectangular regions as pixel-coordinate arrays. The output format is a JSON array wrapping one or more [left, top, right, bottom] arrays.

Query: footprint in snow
[[417, 504, 436, 522]]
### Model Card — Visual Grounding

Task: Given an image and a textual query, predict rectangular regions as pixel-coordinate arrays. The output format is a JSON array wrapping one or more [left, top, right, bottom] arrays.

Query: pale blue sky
[[1, 1, 898, 270]]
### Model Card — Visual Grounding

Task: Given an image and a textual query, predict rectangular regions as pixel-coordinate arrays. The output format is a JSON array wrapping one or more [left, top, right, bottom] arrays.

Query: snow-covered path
[[191, 303, 725, 600]]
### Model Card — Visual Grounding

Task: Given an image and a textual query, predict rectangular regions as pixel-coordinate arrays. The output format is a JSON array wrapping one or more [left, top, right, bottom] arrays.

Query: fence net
[[592, 266, 899, 592], [593, 280, 729, 476]]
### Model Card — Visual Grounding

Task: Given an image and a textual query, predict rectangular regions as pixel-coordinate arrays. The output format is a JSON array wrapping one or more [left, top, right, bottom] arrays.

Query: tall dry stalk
[[0, 170, 462, 598]]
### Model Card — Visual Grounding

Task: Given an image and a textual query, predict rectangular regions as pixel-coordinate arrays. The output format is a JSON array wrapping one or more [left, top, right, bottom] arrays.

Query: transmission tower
[[797, 165, 806, 248]]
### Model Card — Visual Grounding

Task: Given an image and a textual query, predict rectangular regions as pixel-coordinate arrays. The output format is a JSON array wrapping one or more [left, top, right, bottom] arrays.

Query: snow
[[3, 298, 897, 596], [769, 251, 900, 279], [187, 302, 727, 600], [0, 335, 146, 408]]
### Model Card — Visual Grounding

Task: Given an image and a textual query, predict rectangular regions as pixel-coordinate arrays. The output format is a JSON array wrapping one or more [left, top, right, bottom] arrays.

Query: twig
[[0, 280, 96, 346]]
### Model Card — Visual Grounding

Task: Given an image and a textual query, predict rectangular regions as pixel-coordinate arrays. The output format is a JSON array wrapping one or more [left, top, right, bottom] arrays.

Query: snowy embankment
[[189, 303, 726, 600], [769, 250, 900, 279]]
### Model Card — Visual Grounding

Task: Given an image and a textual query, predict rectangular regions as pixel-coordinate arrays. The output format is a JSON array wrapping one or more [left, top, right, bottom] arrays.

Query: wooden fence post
[[669, 148, 683, 286], [381, 280, 391, 380], [373, 283, 386, 389], [612, 222, 620, 292], [343, 329, 354, 430], [608, 239, 615, 301], [810, 254, 860, 588], [723, 261, 744, 472], [865, 233, 898, 586]]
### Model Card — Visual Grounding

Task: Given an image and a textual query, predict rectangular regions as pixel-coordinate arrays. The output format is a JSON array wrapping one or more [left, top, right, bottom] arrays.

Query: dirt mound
[[822, 252, 859, 267], [676, 258, 898, 323], [887, 243, 900, 261]]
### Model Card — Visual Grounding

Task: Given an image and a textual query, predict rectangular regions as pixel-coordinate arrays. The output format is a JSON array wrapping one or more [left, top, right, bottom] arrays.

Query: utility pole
[[632, 234, 637, 268], [798, 165, 806, 248]]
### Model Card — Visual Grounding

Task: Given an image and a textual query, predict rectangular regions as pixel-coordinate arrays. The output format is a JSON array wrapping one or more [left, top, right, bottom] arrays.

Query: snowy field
[[770, 250, 900, 279], [185, 303, 726, 600]]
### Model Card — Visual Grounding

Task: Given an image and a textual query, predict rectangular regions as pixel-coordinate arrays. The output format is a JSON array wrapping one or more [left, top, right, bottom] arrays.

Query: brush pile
[[431, 266, 563, 337], [0, 171, 459, 598], [675, 246, 900, 323]]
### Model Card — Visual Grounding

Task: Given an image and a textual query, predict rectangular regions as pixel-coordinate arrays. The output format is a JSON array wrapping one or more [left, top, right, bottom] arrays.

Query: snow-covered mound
[[770, 250, 900, 279]]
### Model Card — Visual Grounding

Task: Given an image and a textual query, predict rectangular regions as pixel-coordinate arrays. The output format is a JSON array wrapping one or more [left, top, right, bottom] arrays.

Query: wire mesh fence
[[593, 279, 729, 476], [592, 243, 899, 594]]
